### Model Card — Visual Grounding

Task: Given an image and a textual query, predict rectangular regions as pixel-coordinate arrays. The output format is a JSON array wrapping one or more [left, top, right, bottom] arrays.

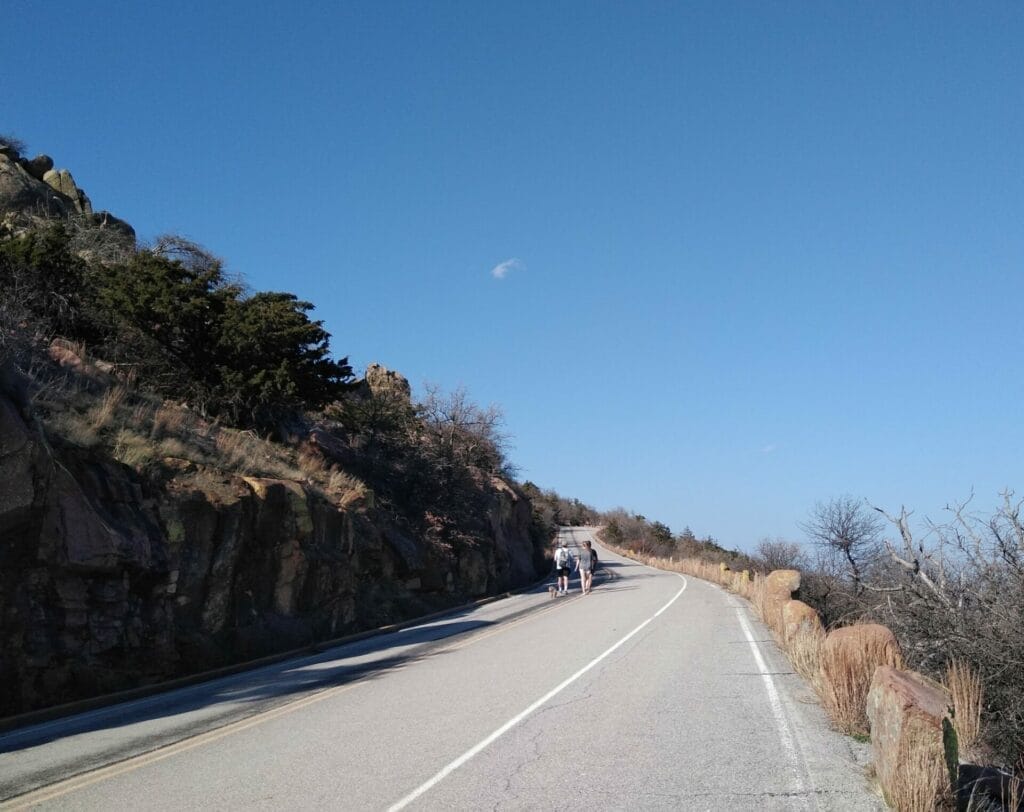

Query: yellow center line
[[1, 678, 365, 810], [3, 592, 574, 809]]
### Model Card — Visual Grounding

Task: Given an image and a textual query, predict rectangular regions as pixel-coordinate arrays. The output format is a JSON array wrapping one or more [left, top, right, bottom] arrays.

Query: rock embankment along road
[[0, 527, 882, 811]]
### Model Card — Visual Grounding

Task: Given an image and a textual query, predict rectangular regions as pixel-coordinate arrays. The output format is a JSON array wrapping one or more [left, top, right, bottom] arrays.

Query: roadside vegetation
[[0, 214, 518, 562], [595, 500, 1024, 807]]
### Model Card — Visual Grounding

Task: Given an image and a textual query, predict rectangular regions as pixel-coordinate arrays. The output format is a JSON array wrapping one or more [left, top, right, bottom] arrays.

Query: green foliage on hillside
[[0, 212, 525, 563], [0, 227, 353, 431], [0, 224, 93, 339]]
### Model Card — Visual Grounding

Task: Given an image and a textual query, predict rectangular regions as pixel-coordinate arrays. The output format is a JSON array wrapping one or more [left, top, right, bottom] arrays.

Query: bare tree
[[418, 383, 511, 475], [755, 537, 808, 572], [800, 495, 883, 595], [870, 493, 1024, 763]]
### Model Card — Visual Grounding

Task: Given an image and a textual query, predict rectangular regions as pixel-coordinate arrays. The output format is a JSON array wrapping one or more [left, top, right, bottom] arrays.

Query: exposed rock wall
[[0, 392, 541, 717]]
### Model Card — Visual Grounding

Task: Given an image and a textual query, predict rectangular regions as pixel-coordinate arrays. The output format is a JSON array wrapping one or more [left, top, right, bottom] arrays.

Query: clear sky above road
[[4, 2, 1023, 551]]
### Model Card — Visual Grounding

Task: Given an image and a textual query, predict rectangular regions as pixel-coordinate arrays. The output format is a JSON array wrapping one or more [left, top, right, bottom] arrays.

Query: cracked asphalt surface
[[0, 527, 883, 810]]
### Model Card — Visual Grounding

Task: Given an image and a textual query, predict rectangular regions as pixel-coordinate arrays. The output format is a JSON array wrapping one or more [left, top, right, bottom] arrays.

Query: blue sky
[[5, 2, 1023, 550]]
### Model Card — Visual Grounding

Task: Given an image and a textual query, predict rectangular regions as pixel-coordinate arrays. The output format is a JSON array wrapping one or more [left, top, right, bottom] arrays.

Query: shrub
[[0, 132, 27, 156]]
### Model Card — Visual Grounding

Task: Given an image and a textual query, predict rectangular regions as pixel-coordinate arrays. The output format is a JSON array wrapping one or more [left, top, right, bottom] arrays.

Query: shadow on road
[[0, 618, 493, 756]]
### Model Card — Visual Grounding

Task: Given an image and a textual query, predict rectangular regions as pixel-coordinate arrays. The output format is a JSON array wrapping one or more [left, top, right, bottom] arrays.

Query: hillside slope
[[0, 136, 550, 716]]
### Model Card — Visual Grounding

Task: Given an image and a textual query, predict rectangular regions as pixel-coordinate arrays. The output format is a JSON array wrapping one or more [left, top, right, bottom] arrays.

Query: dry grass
[[87, 385, 127, 431], [749, 574, 770, 626], [887, 731, 950, 812], [1008, 767, 1023, 812], [27, 356, 370, 511], [945, 659, 983, 757], [820, 629, 904, 737], [788, 623, 826, 692], [150, 403, 189, 439], [214, 428, 261, 474], [112, 428, 156, 469]]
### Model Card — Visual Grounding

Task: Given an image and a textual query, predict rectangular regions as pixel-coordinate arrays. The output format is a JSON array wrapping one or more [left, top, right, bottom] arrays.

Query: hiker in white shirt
[[554, 541, 572, 595]]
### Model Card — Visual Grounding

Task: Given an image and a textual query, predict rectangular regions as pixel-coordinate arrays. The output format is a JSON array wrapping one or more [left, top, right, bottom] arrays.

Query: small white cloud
[[490, 257, 522, 280], [761, 443, 778, 455]]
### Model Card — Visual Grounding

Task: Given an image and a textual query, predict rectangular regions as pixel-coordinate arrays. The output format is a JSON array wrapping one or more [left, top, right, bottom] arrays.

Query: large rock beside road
[[820, 624, 902, 735], [866, 665, 953, 807], [764, 569, 801, 635], [782, 599, 822, 643]]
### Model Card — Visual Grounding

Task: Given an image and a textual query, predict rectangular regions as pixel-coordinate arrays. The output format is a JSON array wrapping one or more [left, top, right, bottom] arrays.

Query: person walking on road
[[554, 540, 572, 595], [576, 540, 595, 594]]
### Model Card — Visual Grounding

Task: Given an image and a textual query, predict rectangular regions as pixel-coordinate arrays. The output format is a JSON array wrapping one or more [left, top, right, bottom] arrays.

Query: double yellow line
[[2, 595, 570, 809]]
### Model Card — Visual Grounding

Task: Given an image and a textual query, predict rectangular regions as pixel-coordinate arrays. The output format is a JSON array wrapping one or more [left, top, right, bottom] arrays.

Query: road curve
[[0, 527, 882, 811]]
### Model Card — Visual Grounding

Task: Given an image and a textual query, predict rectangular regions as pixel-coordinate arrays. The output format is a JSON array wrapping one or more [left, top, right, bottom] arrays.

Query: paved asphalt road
[[0, 527, 883, 811]]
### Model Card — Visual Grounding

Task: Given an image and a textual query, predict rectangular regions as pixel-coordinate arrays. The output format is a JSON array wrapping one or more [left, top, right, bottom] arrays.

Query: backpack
[[555, 547, 569, 568], [591, 548, 599, 571]]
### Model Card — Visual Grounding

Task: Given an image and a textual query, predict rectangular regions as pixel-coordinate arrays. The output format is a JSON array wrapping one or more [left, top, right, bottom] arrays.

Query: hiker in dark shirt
[[576, 540, 595, 595]]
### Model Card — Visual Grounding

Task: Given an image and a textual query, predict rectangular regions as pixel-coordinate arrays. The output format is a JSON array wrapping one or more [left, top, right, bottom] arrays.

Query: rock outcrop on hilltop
[[0, 139, 135, 249]]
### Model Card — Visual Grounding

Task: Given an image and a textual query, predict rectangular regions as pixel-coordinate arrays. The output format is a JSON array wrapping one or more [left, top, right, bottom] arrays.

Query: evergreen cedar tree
[[0, 225, 353, 430]]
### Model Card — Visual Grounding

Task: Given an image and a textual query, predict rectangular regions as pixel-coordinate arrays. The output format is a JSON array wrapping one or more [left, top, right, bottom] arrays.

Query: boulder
[[383, 525, 424, 573], [365, 363, 411, 400], [24, 154, 54, 180], [43, 168, 78, 197], [822, 623, 901, 667], [765, 568, 800, 594], [764, 569, 801, 634], [48, 339, 114, 385], [782, 599, 822, 643], [866, 665, 953, 807], [486, 476, 536, 587], [820, 624, 903, 734], [37, 168, 90, 214], [0, 153, 72, 217]]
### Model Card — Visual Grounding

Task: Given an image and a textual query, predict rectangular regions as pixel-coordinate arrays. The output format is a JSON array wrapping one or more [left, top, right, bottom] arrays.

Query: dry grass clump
[[327, 468, 369, 508], [945, 659, 983, 757], [112, 428, 156, 469], [820, 629, 903, 736], [1008, 767, 1024, 812], [87, 385, 128, 431], [749, 575, 770, 625], [213, 428, 263, 474], [150, 403, 191, 439], [888, 731, 950, 812], [787, 623, 826, 692]]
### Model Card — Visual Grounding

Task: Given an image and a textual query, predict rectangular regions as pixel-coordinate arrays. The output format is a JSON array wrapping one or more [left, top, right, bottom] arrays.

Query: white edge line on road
[[733, 604, 816, 811], [387, 574, 689, 812]]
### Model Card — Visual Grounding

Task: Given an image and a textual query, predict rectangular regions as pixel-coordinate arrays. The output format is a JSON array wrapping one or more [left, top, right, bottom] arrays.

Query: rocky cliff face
[[0, 389, 540, 717]]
